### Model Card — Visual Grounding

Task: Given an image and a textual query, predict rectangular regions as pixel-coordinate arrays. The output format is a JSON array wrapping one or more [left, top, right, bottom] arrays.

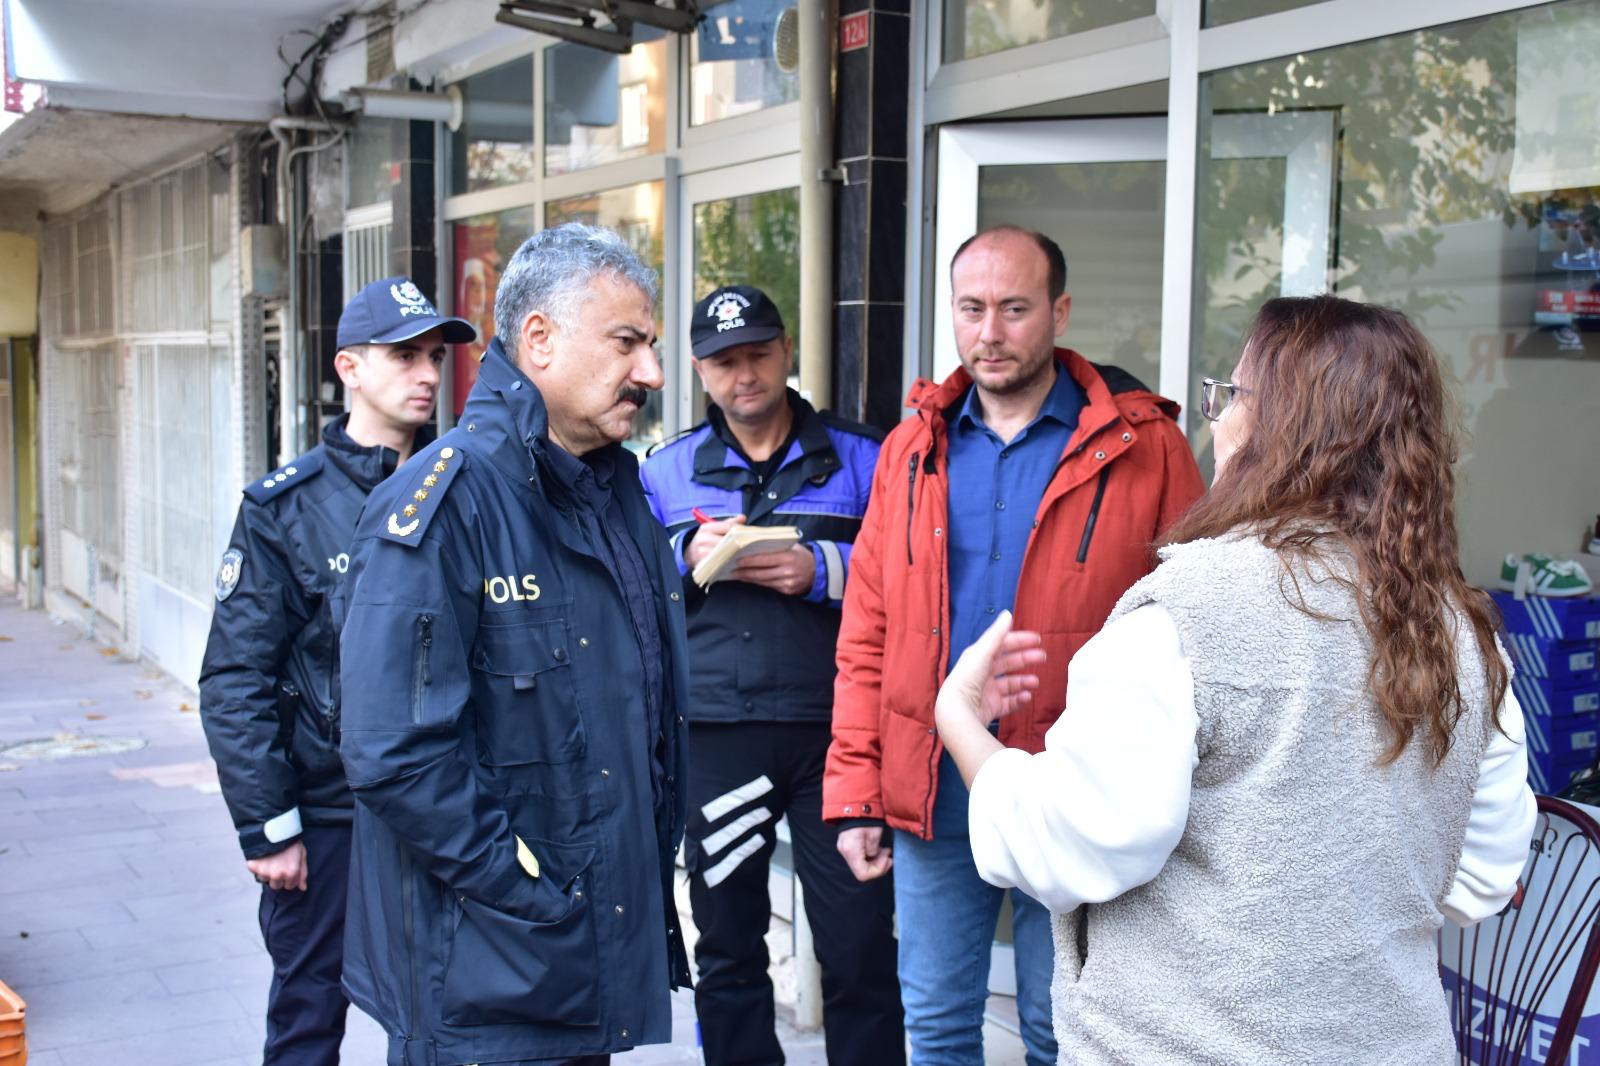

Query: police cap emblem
[[215, 549, 244, 602]]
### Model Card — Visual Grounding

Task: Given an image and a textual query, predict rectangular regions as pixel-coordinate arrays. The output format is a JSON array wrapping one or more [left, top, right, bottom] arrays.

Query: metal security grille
[[343, 204, 394, 302], [121, 161, 209, 334], [133, 343, 230, 601], [74, 206, 115, 335], [55, 343, 121, 552]]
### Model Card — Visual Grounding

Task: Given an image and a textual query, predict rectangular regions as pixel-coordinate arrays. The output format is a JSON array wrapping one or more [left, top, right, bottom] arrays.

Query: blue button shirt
[[933, 363, 1084, 836]]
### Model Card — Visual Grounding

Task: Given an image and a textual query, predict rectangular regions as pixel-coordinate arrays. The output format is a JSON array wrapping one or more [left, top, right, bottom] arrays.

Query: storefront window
[[347, 119, 399, 208], [547, 182, 667, 451], [449, 57, 536, 194], [544, 35, 667, 176], [1202, 0, 1321, 27], [450, 206, 537, 413], [690, 0, 800, 126], [942, 0, 1154, 63], [1193, 0, 1600, 586], [978, 161, 1164, 388]]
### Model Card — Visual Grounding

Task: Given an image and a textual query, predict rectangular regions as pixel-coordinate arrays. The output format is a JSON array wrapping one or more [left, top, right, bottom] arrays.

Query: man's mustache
[[617, 385, 649, 408]]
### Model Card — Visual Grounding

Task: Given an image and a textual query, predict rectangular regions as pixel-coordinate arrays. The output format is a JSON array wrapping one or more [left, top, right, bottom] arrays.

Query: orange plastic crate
[[0, 977, 25, 1065]]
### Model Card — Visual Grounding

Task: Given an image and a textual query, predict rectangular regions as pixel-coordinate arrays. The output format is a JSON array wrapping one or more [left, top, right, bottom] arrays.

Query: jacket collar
[[321, 412, 421, 492], [906, 347, 1180, 445], [694, 390, 838, 477], [466, 337, 550, 448], [462, 336, 636, 499], [692, 390, 842, 520]]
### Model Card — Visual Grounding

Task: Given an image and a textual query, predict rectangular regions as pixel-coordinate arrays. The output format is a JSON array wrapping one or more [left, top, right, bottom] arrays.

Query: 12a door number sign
[[841, 11, 869, 52]]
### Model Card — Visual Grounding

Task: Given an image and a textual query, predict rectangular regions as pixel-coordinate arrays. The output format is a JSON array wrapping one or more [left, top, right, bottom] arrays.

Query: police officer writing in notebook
[[338, 224, 691, 1066], [199, 277, 474, 1065], [641, 286, 904, 1065]]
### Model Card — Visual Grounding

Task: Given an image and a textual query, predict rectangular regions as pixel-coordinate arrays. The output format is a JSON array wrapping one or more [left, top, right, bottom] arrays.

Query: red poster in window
[[840, 11, 869, 53], [452, 220, 501, 416]]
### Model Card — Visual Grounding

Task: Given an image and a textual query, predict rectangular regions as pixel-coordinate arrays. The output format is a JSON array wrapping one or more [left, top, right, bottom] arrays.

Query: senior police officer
[[641, 285, 903, 1065], [199, 277, 474, 1065], [338, 223, 689, 1066]]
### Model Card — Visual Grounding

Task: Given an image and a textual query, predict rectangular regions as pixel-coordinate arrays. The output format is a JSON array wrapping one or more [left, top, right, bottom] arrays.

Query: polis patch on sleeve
[[215, 549, 244, 602]]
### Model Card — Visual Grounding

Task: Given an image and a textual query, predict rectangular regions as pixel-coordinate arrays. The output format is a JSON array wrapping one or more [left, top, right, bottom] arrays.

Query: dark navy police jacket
[[640, 391, 880, 722], [338, 338, 691, 1065], [199, 414, 405, 859]]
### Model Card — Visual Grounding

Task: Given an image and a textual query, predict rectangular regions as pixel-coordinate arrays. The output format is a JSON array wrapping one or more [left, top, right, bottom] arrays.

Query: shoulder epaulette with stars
[[241, 451, 325, 504], [376, 445, 465, 548]]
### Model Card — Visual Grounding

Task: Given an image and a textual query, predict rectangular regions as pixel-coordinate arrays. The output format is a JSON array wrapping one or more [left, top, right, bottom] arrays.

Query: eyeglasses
[[1200, 377, 1248, 423]]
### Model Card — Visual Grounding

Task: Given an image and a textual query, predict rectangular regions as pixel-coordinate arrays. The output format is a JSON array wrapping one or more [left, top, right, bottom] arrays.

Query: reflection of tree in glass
[[694, 189, 801, 349], [952, 0, 1153, 62], [1190, 8, 1577, 470], [466, 141, 538, 191]]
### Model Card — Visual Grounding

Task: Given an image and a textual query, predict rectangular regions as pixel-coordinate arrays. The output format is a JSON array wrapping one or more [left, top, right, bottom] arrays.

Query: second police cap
[[691, 284, 784, 358], [337, 276, 478, 349]]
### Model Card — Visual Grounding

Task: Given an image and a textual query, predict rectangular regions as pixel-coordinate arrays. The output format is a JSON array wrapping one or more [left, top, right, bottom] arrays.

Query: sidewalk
[[0, 597, 1024, 1064]]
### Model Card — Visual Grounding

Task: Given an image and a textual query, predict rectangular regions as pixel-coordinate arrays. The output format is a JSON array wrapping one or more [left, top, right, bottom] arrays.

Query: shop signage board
[[1439, 799, 1600, 1065]]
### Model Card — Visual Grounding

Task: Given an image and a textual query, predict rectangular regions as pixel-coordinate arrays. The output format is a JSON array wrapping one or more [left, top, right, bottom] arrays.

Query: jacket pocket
[[471, 618, 586, 766], [441, 840, 600, 1027]]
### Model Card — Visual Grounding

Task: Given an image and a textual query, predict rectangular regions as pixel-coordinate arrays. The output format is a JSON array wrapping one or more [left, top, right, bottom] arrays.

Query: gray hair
[[493, 223, 659, 357]]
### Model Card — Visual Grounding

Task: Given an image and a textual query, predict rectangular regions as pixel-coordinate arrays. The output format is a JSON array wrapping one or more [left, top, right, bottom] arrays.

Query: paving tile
[[6, 928, 263, 987], [23, 827, 165, 855], [48, 1017, 259, 1066], [0, 848, 132, 893], [29, 986, 245, 1049], [155, 952, 266, 996], [0, 898, 133, 936], [78, 909, 243, 950]]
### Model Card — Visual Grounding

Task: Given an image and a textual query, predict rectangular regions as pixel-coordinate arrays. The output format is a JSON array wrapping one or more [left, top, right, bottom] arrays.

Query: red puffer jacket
[[823, 349, 1205, 839]]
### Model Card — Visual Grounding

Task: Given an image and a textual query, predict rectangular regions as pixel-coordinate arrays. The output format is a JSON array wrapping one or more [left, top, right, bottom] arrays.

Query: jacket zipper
[[411, 615, 433, 724], [400, 849, 421, 1033], [1076, 468, 1111, 564], [905, 453, 919, 566]]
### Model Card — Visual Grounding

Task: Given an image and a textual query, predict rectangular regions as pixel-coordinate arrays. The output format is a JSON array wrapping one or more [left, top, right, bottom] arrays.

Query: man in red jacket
[[825, 225, 1204, 1064]]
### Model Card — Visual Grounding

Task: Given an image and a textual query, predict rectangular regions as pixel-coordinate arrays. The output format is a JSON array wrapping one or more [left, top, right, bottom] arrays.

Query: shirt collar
[[955, 362, 1077, 435]]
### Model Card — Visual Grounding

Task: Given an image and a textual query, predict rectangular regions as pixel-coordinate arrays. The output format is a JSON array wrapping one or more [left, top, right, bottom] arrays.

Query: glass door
[[676, 155, 802, 431], [933, 115, 1336, 396]]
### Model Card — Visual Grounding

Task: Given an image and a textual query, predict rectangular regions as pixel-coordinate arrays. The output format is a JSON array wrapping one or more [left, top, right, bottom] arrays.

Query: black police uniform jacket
[[198, 415, 406, 859], [640, 391, 881, 722], [338, 339, 692, 1065]]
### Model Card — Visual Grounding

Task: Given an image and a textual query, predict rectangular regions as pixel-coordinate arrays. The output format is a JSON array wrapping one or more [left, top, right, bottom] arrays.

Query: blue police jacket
[[338, 339, 692, 1064], [641, 391, 881, 721], [199, 414, 406, 859]]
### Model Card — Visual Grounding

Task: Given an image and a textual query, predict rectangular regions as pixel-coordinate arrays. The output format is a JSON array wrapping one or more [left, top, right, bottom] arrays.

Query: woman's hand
[[936, 611, 1046, 787]]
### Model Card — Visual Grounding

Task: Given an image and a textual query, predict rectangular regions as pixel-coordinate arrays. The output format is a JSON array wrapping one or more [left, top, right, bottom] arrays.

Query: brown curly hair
[[1165, 295, 1506, 765]]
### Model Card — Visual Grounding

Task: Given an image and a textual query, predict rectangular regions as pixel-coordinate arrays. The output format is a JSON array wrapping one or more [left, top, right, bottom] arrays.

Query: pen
[[692, 507, 714, 525]]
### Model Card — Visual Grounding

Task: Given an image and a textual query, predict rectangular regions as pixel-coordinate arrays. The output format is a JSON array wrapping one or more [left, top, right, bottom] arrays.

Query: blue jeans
[[893, 825, 1057, 1066]]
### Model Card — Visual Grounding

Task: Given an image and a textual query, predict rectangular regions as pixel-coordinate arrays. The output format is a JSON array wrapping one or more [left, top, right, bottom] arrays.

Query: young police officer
[[641, 285, 904, 1066], [199, 278, 474, 1065]]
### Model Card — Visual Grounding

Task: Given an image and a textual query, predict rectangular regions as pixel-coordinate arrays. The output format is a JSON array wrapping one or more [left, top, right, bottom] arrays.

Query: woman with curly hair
[[937, 295, 1537, 1064]]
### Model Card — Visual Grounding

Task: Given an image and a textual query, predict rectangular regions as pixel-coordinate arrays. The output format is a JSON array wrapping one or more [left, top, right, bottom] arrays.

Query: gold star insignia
[[423, 474, 438, 487], [433, 461, 447, 473], [403, 504, 417, 517], [414, 489, 428, 502]]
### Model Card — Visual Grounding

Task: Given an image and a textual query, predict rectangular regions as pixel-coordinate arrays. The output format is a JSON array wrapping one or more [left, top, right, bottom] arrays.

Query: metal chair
[[1441, 794, 1600, 1065]]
